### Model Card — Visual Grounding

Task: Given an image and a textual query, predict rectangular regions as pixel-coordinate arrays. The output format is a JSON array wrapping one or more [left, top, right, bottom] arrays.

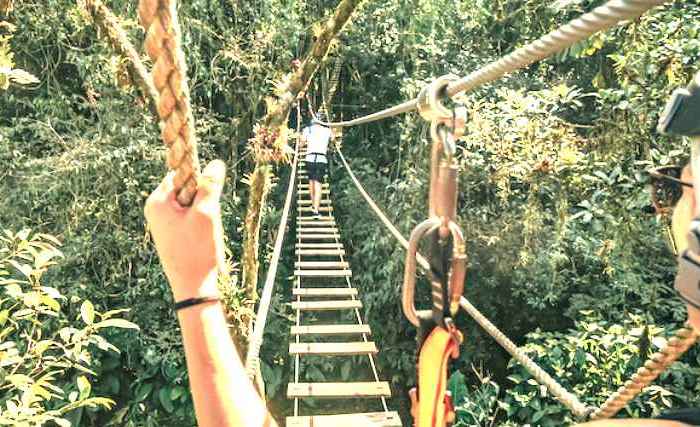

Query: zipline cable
[[312, 0, 669, 128], [335, 148, 591, 418], [244, 138, 299, 381], [443, 0, 667, 98]]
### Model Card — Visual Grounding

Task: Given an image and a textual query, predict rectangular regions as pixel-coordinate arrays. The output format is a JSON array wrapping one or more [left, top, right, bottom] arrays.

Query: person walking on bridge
[[301, 112, 333, 218]]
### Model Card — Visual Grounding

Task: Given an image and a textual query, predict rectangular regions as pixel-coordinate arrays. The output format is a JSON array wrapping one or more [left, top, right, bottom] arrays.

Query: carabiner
[[402, 218, 468, 327]]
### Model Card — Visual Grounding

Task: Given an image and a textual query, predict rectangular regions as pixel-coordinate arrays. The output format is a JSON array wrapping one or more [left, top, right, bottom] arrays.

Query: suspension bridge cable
[[312, 0, 669, 128], [335, 148, 592, 418], [244, 142, 299, 381]]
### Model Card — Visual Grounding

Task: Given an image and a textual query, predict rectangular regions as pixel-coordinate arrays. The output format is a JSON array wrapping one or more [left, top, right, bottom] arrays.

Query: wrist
[[170, 269, 220, 302]]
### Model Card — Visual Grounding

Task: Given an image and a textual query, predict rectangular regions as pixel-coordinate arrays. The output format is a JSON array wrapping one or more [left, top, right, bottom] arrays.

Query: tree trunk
[[242, 164, 272, 304]]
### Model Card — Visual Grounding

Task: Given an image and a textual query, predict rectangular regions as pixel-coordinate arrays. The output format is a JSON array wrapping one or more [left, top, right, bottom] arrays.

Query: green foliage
[[0, 22, 37, 90], [450, 314, 700, 426], [0, 230, 138, 426]]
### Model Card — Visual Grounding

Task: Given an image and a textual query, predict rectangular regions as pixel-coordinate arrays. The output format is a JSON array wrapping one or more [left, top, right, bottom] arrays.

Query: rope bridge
[[286, 143, 400, 426], [245, 135, 401, 425]]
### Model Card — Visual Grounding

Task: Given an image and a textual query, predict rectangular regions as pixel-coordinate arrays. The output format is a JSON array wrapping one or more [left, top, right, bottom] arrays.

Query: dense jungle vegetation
[[1, 0, 700, 425]]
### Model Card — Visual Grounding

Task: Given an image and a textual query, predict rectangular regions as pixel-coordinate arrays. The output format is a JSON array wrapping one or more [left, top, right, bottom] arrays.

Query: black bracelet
[[174, 296, 220, 311]]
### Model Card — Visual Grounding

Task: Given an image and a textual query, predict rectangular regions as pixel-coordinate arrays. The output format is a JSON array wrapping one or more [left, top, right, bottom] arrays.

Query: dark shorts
[[307, 161, 327, 182]]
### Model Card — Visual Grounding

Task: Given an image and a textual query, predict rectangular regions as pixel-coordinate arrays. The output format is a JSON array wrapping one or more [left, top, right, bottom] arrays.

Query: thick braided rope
[[85, 0, 159, 112], [590, 324, 699, 420], [138, 0, 200, 205], [336, 148, 591, 418]]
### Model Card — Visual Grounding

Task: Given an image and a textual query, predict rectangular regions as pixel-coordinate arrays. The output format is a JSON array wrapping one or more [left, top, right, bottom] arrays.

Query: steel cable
[[313, 0, 669, 128], [445, 0, 668, 97]]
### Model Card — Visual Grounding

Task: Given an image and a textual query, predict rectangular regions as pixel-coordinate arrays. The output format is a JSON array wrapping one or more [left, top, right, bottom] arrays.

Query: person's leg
[[312, 162, 326, 215], [313, 180, 322, 212], [310, 179, 319, 214], [307, 162, 317, 215], [308, 179, 315, 210]]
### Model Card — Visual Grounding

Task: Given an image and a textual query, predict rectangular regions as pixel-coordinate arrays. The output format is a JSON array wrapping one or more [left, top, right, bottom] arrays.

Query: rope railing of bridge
[[139, 0, 201, 206], [312, 0, 669, 129], [335, 147, 700, 420], [244, 125, 300, 383]]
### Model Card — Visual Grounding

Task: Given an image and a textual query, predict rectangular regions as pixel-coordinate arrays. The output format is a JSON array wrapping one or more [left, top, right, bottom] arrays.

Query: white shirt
[[303, 124, 332, 164]]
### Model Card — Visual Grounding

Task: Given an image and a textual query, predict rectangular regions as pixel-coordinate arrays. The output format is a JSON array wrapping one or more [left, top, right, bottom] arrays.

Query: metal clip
[[417, 75, 458, 123], [402, 75, 468, 328], [401, 220, 466, 326]]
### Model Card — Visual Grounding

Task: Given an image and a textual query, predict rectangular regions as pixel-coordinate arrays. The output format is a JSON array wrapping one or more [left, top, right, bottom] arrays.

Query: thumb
[[195, 160, 226, 202]]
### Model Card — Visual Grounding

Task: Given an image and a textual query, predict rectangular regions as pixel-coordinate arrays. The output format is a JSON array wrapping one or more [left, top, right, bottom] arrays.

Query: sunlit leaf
[[80, 300, 95, 325], [77, 375, 91, 400], [95, 318, 139, 330], [159, 388, 174, 413]]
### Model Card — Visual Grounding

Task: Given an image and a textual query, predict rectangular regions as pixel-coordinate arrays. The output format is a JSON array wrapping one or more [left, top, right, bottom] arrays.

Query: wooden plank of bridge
[[290, 324, 371, 336], [296, 249, 345, 256], [297, 182, 329, 187], [297, 228, 339, 233], [291, 300, 362, 311], [295, 261, 349, 269], [295, 243, 343, 248], [299, 206, 333, 212], [294, 269, 352, 277], [287, 382, 391, 399], [289, 342, 378, 356], [298, 199, 332, 205], [297, 234, 340, 241], [297, 217, 335, 222], [298, 189, 330, 195], [286, 412, 402, 427], [297, 220, 336, 226], [292, 288, 357, 297]]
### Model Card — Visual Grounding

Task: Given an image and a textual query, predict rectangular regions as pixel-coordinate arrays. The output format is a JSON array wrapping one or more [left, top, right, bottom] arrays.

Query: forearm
[[176, 278, 274, 427]]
